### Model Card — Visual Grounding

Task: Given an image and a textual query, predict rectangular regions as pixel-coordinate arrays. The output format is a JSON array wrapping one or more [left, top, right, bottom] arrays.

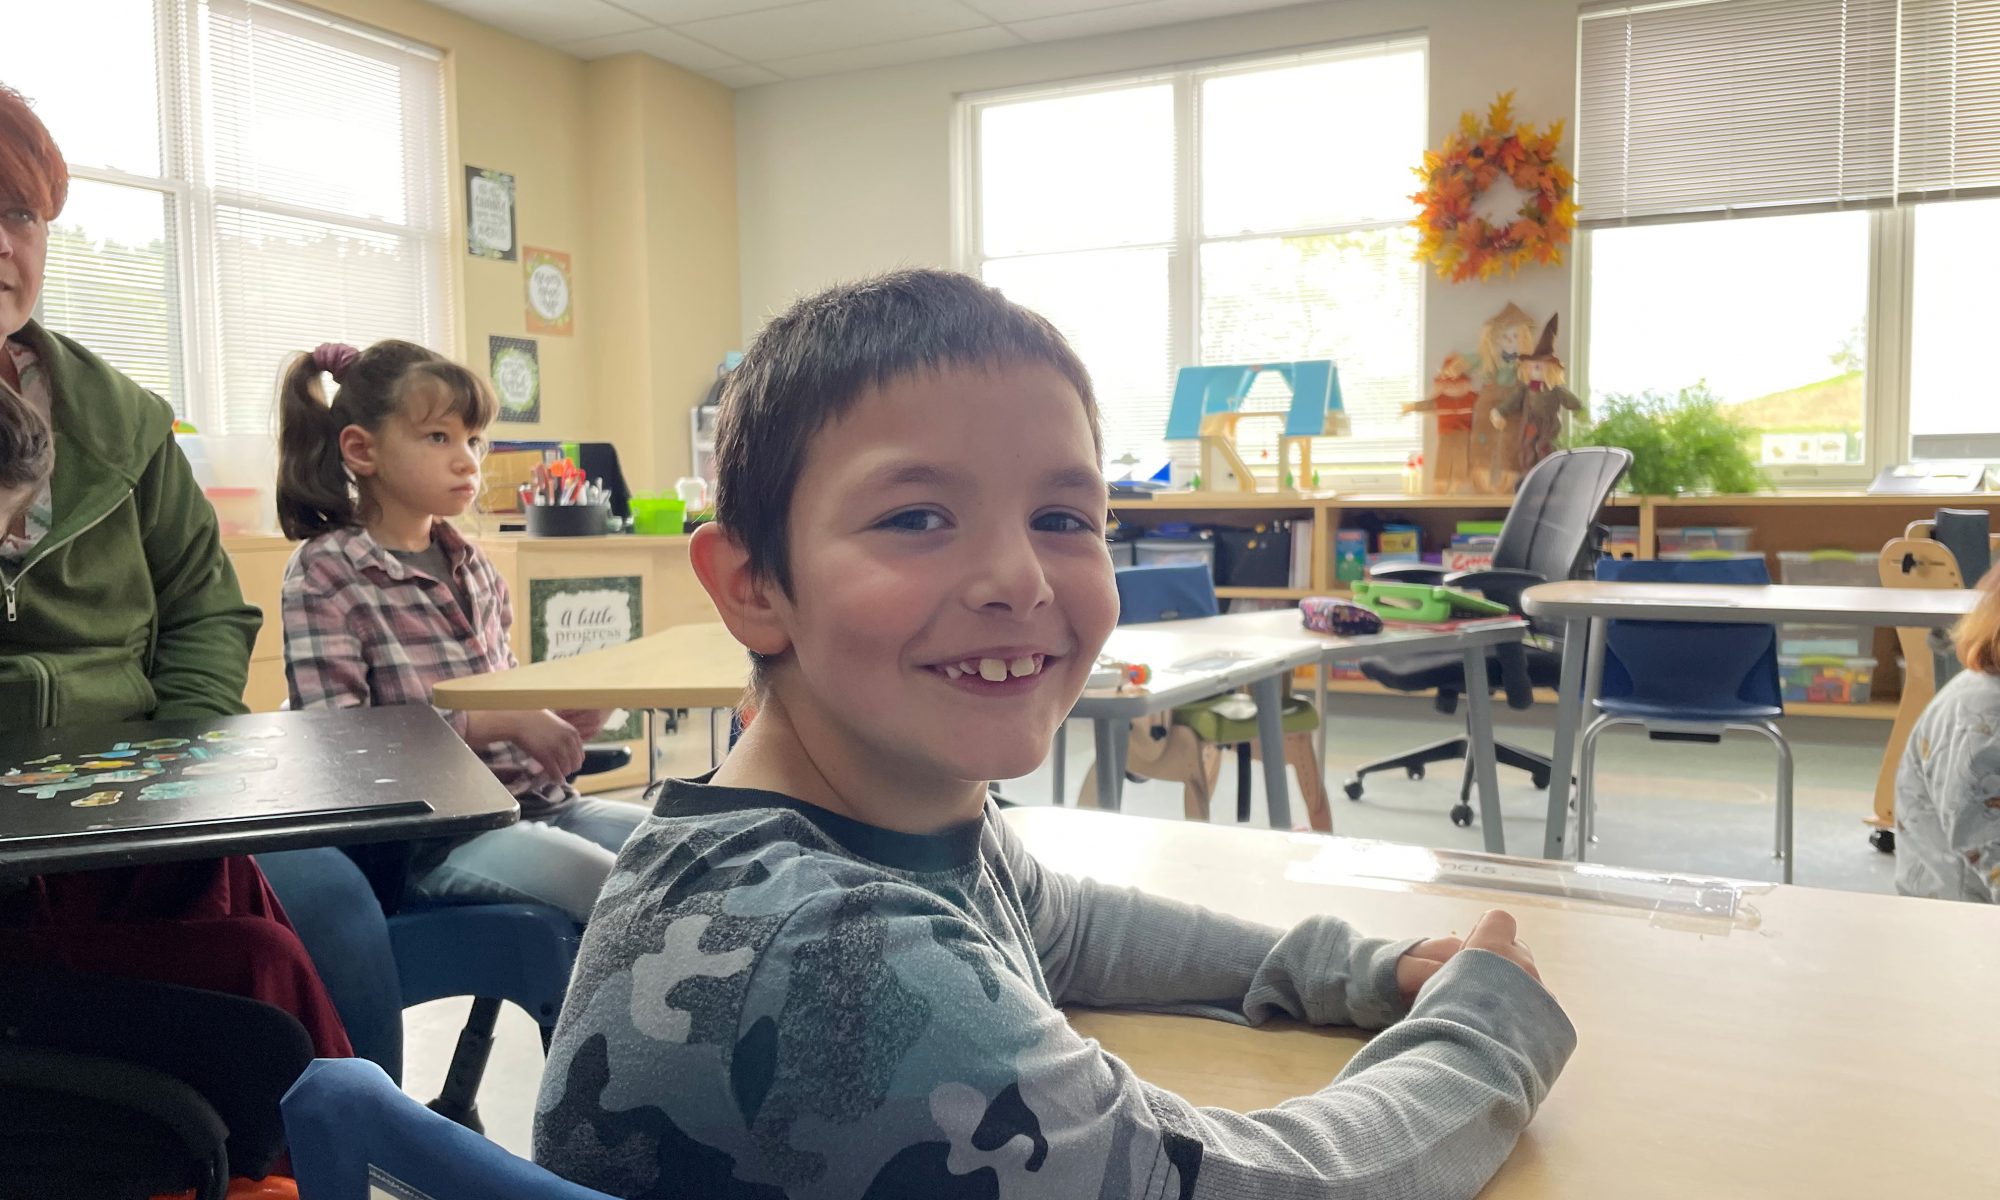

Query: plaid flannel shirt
[[282, 521, 574, 819]]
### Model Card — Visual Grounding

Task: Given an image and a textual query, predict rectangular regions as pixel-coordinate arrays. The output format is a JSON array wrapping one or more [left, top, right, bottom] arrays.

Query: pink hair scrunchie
[[311, 342, 360, 383]]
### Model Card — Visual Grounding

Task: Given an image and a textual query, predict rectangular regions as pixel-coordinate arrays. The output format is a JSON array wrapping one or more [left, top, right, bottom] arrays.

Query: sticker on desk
[[1285, 839, 1768, 927], [71, 791, 121, 808], [138, 777, 247, 802]]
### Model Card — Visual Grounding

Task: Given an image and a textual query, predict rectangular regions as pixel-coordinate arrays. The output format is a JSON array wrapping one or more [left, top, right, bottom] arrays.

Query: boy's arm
[[591, 892, 1573, 1200], [999, 812, 1418, 1030]]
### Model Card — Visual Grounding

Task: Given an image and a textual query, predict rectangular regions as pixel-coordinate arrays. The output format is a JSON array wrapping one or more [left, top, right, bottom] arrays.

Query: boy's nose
[[966, 529, 1054, 615]]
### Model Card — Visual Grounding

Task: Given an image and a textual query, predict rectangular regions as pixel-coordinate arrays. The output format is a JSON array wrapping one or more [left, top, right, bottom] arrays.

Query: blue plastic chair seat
[[388, 901, 580, 1027], [1593, 696, 1782, 723]]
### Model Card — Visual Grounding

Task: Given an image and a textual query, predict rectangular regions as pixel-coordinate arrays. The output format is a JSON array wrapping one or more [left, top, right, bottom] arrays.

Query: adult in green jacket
[[0, 83, 350, 1062], [0, 319, 261, 724]]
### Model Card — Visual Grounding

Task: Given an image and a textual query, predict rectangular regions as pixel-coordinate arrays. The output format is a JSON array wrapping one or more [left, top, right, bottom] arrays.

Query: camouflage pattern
[[536, 780, 1575, 1199]]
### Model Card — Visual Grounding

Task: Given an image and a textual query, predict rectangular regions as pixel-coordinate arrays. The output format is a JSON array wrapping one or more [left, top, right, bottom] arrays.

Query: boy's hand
[[557, 708, 611, 740], [506, 709, 586, 781], [1464, 908, 1545, 989], [1394, 936, 1464, 1004]]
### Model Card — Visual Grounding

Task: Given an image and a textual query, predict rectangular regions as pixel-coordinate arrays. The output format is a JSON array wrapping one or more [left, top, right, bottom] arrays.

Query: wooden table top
[[1008, 805, 1992, 1198], [433, 621, 752, 711], [1522, 580, 1976, 627]]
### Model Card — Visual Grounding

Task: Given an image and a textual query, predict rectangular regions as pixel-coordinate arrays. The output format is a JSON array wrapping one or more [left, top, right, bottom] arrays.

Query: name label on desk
[[530, 575, 643, 740]]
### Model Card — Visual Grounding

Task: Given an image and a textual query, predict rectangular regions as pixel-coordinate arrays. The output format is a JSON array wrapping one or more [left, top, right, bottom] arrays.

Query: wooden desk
[[0, 710, 518, 876], [1521, 581, 1978, 861], [1011, 805, 1993, 1198]]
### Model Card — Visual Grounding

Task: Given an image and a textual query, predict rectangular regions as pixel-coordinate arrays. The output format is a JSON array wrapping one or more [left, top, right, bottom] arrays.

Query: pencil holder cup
[[628, 496, 686, 536], [525, 502, 609, 537]]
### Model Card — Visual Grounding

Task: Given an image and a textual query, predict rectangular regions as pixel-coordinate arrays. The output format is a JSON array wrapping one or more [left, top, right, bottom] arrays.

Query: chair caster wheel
[[1405, 765, 1425, 781], [1869, 829, 1895, 853], [1531, 771, 1551, 790], [1450, 804, 1475, 828], [1343, 779, 1364, 801]]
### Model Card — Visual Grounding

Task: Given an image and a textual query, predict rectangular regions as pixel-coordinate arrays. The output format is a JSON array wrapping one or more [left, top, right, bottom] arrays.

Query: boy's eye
[[879, 508, 948, 533], [426, 431, 448, 444], [1034, 510, 1096, 534]]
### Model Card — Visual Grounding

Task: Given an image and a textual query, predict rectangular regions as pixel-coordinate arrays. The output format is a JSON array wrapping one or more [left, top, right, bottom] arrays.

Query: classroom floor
[[404, 694, 1899, 1159]]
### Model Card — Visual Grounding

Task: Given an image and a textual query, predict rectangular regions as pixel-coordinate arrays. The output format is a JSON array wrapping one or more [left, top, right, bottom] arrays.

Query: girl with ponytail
[[277, 340, 643, 922]]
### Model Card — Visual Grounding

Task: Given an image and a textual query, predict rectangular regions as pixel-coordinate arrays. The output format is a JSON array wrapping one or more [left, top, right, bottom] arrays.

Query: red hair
[[0, 85, 68, 221], [1955, 561, 2000, 676]]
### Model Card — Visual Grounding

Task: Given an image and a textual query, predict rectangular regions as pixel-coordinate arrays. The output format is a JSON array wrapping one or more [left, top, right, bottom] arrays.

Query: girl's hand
[[505, 709, 585, 781], [557, 708, 611, 740]]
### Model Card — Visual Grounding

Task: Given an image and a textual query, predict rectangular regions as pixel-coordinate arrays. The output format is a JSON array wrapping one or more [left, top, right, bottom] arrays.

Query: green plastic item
[[1350, 580, 1511, 623], [628, 495, 686, 535]]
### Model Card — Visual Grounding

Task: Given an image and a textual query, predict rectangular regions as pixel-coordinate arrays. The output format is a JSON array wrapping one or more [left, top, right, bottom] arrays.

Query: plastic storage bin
[[1776, 550, 1877, 658], [203, 486, 264, 536], [1656, 526, 1752, 554], [1776, 549, 1877, 588], [1780, 654, 1876, 704], [1134, 536, 1217, 575]]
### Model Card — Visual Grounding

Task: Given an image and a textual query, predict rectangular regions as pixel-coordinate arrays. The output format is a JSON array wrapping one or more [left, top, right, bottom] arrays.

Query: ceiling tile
[[959, 0, 1132, 21], [614, 0, 801, 21], [704, 63, 786, 87], [560, 26, 741, 69], [677, 0, 989, 62], [1008, 0, 1283, 42], [439, 0, 653, 44], [765, 24, 1020, 78]]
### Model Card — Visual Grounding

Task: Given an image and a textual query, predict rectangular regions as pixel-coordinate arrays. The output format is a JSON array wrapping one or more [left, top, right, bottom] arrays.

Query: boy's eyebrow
[[1044, 466, 1107, 493], [861, 462, 961, 490]]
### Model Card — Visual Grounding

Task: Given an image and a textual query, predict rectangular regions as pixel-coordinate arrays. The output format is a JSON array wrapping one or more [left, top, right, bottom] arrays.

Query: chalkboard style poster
[[528, 575, 643, 741]]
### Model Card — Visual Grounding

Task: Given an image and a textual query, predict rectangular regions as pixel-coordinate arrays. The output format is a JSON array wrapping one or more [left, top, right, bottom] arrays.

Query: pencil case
[[1299, 596, 1383, 636], [1350, 581, 1510, 623]]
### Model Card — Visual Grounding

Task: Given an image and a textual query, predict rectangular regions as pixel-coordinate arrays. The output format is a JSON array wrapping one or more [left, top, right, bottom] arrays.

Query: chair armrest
[[576, 744, 633, 778], [1366, 562, 1447, 585], [1441, 567, 1548, 613]]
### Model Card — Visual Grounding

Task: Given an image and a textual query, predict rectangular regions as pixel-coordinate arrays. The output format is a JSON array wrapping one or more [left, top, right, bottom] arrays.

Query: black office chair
[[0, 969, 313, 1200], [1343, 447, 1633, 828]]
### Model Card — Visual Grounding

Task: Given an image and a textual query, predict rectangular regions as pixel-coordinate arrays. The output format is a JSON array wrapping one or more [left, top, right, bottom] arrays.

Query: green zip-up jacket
[[0, 322, 260, 731]]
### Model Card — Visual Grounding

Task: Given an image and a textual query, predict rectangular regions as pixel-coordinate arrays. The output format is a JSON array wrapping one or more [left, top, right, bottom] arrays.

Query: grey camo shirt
[[534, 778, 1575, 1199]]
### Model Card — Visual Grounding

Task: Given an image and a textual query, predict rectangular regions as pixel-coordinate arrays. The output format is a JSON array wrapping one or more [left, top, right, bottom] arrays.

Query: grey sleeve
[[1936, 726, 2000, 902], [724, 890, 1573, 1200], [998, 815, 1417, 1030]]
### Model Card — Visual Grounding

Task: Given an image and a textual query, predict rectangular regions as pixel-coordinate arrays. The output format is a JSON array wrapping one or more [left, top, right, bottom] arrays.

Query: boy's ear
[[689, 522, 792, 660], [338, 425, 377, 478]]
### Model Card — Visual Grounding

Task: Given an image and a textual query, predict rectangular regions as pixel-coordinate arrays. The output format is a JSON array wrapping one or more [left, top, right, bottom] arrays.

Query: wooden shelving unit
[[1109, 488, 1999, 721]]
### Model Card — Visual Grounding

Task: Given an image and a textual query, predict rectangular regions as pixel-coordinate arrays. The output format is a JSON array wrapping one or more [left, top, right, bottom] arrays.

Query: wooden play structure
[[1164, 361, 1347, 493]]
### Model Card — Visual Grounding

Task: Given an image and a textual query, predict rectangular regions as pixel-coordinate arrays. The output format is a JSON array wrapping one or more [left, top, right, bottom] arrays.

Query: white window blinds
[[1580, 0, 2000, 225], [1900, 0, 2000, 199], [2, 0, 447, 435], [1578, 0, 1898, 226], [202, 0, 451, 435]]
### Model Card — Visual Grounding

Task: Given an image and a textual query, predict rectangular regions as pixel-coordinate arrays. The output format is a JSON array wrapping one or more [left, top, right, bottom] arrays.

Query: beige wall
[[311, 0, 739, 492], [735, 0, 1580, 400]]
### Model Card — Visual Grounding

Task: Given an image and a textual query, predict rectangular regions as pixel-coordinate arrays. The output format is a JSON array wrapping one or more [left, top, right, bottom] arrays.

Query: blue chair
[[1579, 555, 1796, 881], [282, 1057, 614, 1200]]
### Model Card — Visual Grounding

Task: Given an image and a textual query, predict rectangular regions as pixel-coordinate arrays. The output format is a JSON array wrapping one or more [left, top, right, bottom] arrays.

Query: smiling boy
[[535, 270, 1574, 1200]]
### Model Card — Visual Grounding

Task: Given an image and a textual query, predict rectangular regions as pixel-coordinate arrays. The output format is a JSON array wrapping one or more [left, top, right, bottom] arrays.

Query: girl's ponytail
[[275, 349, 355, 540]]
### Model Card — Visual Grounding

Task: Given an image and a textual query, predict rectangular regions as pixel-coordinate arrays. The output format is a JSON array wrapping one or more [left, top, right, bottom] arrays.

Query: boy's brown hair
[[715, 268, 1100, 599], [0, 377, 51, 494], [1954, 561, 2000, 675]]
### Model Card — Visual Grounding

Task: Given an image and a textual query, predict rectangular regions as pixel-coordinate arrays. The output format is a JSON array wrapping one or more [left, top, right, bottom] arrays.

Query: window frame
[[953, 35, 1429, 476], [31, 0, 451, 435]]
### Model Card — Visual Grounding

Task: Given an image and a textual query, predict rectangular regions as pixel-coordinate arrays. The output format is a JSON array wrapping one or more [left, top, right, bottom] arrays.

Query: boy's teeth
[[978, 658, 1008, 682], [943, 664, 963, 679], [1008, 656, 1037, 678]]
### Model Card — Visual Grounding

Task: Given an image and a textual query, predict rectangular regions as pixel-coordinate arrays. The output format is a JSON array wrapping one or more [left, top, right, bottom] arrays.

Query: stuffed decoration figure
[[1470, 303, 1539, 493], [1404, 353, 1480, 494], [1493, 313, 1584, 477]]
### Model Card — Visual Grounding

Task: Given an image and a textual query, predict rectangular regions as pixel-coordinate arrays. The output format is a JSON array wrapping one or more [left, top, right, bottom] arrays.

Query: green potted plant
[[1564, 383, 1765, 494]]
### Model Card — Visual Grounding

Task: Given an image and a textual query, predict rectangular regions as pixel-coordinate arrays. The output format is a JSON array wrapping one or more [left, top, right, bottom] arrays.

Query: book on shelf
[[1289, 517, 1313, 588]]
